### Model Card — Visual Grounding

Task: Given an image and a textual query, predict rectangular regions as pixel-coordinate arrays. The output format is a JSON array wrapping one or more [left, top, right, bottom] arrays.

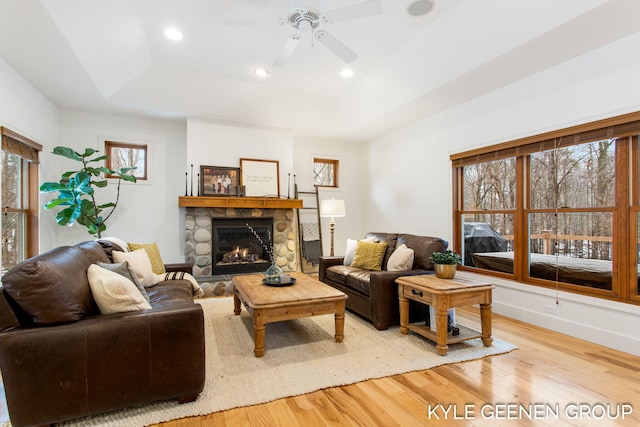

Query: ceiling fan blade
[[223, 17, 274, 27], [323, 0, 383, 23], [273, 34, 301, 67], [315, 30, 358, 64]]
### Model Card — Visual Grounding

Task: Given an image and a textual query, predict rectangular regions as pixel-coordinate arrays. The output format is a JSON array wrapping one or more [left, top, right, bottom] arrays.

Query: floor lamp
[[320, 198, 346, 256]]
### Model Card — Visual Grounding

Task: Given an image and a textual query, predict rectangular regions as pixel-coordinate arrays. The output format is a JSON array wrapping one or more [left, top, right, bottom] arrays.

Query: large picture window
[[452, 112, 640, 304], [1, 127, 41, 274]]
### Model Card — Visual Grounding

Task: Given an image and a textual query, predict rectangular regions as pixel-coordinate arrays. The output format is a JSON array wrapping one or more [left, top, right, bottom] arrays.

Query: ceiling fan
[[226, 0, 383, 67]]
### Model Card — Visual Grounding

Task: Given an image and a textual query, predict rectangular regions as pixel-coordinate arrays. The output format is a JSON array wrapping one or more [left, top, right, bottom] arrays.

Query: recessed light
[[407, 0, 435, 17], [164, 27, 183, 41], [340, 68, 354, 78], [254, 68, 269, 77]]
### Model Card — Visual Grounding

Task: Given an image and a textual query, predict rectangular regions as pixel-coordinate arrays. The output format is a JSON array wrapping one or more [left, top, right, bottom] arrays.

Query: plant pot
[[434, 263, 457, 279]]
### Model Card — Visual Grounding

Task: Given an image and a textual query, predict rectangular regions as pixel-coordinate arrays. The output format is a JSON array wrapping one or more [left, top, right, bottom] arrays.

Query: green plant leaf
[[97, 202, 116, 209], [93, 180, 109, 188], [120, 174, 137, 183], [72, 172, 94, 195], [80, 148, 98, 158], [86, 154, 109, 163], [39, 182, 68, 192], [44, 198, 73, 209], [55, 206, 78, 226], [52, 146, 82, 161], [87, 166, 114, 175]]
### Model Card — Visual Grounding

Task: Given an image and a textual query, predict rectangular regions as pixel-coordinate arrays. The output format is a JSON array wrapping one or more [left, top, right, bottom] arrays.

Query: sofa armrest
[[165, 262, 193, 274], [0, 304, 205, 426], [368, 269, 428, 329], [319, 256, 344, 281]]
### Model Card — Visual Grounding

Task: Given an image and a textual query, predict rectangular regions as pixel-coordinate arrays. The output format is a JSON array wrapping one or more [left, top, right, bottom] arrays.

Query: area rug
[[59, 297, 517, 427]]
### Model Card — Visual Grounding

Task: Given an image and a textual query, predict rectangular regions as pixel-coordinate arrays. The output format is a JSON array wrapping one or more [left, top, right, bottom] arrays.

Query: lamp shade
[[320, 199, 346, 218]]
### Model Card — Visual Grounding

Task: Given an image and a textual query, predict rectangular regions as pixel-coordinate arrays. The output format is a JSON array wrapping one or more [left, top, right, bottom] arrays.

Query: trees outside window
[[452, 111, 640, 305], [1, 127, 41, 274], [105, 141, 147, 180], [313, 158, 338, 188]]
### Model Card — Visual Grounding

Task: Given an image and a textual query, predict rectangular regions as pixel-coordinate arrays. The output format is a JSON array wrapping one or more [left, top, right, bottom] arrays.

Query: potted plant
[[39, 146, 137, 238], [430, 249, 462, 279]]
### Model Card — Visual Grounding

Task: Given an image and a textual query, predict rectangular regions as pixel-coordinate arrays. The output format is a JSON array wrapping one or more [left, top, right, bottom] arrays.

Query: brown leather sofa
[[319, 232, 447, 330], [0, 240, 205, 427]]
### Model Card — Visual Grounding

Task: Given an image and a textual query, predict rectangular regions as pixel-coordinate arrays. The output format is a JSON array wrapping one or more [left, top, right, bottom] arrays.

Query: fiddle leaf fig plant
[[40, 146, 137, 238]]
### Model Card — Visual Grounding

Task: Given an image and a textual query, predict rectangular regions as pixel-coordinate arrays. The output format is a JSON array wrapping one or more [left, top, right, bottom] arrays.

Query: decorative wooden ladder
[[295, 184, 323, 273]]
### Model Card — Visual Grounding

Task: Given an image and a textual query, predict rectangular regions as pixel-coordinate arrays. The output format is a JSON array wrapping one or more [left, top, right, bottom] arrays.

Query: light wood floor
[[152, 308, 640, 427]]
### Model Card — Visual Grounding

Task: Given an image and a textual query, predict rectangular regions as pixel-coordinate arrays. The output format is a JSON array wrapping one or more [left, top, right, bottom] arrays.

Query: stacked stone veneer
[[185, 207, 298, 297]]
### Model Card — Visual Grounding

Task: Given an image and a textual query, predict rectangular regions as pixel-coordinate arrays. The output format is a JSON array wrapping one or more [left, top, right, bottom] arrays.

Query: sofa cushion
[[397, 234, 448, 270], [387, 244, 415, 271], [351, 241, 388, 271], [364, 232, 398, 270], [87, 264, 152, 314], [325, 265, 372, 296], [1, 246, 100, 324], [73, 240, 111, 264]]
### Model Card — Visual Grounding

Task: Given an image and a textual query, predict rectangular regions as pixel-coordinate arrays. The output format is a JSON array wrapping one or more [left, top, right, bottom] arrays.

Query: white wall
[[186, 121, 367, 257], [292, 135, 366, 256], [0, 57, 60, 265], [365, 33, 640, 355], [40, 111, 187, 262], [187, 119, 294, 197]]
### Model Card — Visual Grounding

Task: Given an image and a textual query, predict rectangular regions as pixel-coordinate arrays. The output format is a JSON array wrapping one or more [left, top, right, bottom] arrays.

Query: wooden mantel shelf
[[178, 196, 303, 209]]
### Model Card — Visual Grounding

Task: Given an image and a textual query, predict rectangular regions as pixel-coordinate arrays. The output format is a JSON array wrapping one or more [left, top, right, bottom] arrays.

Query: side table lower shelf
[[404, 323, 482, 346]]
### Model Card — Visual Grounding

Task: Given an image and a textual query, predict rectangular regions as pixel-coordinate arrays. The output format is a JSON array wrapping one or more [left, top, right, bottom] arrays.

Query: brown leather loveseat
[[0, 240, 205, 427], [319, 232, 447, 330]]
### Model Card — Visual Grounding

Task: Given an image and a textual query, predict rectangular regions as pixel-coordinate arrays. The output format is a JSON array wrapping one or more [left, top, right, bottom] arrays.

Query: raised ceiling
[[1, 0, 638, 140]]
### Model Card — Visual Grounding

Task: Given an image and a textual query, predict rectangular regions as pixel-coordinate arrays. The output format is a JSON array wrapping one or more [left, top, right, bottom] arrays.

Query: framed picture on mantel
[[200, 165, 239, 196], [240, 158, 280, 197]]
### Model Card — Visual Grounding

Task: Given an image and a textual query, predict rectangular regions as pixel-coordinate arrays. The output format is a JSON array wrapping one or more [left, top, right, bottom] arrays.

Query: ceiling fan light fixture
[[164, 27, 183, 41], [407, 0, 435, 17], [298, 19, 312, 33]]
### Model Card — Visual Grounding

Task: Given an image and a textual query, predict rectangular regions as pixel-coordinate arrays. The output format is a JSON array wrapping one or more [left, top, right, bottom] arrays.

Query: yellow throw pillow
[[351, 241, 388, 271], [128, 242, 166, 274]]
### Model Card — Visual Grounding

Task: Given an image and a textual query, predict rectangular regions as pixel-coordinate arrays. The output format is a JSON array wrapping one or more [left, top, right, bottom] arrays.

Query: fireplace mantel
[[178, 196, 302, 209]]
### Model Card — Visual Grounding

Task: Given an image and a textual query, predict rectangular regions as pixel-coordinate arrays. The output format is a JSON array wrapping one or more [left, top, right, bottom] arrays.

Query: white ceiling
[[1, 0, 639, 141]]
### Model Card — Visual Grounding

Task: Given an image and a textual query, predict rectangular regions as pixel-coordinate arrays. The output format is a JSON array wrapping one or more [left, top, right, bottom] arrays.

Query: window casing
[[452, 111, 640, 305], [313, 158, 339, 188], [1, 127, 41, 274], [105, 141, 148, 180]]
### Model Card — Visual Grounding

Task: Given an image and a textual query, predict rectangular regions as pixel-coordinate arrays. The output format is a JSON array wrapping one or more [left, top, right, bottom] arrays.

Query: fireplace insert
[[212, 218, 274, 275]]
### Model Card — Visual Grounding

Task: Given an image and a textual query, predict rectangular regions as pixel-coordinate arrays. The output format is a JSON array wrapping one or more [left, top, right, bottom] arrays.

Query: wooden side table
[[396, 274, 494, 356]]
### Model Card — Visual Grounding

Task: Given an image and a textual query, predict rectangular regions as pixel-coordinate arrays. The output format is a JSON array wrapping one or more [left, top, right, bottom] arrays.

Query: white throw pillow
[[87, 264, 152, 314], [113, 249, 156, 287], [343, 239, 358, 265], [387, 244, 415, 271], [343, 237, 376, 265]]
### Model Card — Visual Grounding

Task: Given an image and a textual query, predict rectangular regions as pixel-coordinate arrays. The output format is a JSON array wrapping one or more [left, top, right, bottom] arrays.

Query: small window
[[105, 141, 148, 180], [313, 158, 339, 188]]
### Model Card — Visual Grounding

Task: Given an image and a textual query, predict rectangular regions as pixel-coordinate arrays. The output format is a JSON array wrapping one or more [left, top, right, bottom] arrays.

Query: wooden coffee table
[[396, 274, 494, 355], [232, 272, 348, 357]]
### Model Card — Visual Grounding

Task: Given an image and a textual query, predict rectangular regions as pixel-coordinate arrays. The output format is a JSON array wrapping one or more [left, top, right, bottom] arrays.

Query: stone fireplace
[[184, 205, 299, 296], [211, 217, 273, 275]]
